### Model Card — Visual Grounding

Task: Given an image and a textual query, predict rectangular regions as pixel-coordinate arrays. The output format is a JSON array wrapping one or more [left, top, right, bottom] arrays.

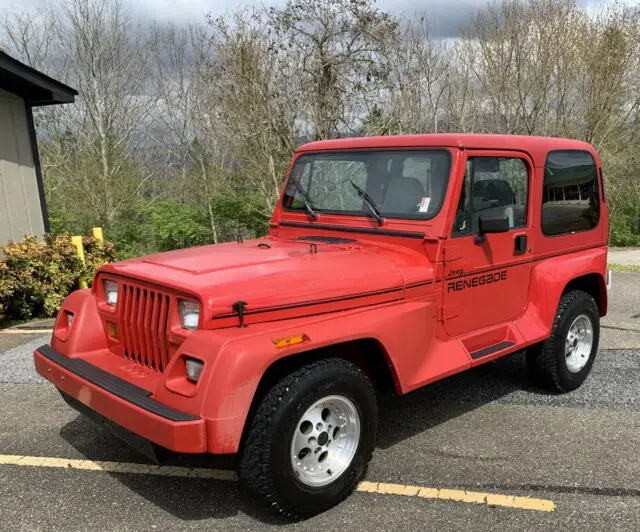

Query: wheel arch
[[562, 272, 607, 317], [238, 338, 398, 450]]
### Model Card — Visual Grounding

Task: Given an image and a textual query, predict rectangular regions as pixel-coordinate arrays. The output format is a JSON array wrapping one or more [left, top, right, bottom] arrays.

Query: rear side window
[[542, 150, 600, 236]]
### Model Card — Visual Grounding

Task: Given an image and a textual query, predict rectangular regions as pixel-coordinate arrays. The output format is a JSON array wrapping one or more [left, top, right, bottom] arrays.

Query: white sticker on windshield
[[418, 197, 431, 213]]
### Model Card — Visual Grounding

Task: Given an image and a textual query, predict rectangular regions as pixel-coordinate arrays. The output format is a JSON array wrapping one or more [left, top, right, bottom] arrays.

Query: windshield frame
[[281, 148, 453, 222]]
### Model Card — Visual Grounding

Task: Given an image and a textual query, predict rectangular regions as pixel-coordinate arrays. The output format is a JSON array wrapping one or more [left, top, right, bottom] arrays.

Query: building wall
[[0, 88, 45, 244]]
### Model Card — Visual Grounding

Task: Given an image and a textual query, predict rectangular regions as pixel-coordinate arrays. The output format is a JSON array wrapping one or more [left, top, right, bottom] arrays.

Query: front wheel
[[239, 359, 377, 517]]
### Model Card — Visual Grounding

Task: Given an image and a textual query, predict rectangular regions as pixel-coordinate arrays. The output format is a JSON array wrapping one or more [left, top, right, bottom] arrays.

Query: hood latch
[[232, 300, 248, 328]]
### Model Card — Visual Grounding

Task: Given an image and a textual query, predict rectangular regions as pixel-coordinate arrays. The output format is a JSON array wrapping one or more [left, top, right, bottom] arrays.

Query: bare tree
[[576, 5, 640, 237], [441, 38, 486, 133], [1, 9, 55, 71], [269, 0, 398, 139], [2, 0, 640, 248], [204, 9, 299, 216], [382, 17, 453, 134], [575, 6, 640, 148], [462, 0, 583, 135], [49, 0, 158, 226]]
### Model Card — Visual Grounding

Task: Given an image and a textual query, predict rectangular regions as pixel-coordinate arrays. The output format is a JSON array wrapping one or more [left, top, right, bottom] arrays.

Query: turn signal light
[[272, 334, 308, 349], [107, 321, 119, 340]]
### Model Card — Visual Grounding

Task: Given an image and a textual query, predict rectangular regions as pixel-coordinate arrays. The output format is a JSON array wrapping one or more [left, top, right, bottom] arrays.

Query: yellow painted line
[[357, 481, 555, 512], [0, 454, 555, 512], [0, 454, 236, 480], [0, 329, 53, 335]]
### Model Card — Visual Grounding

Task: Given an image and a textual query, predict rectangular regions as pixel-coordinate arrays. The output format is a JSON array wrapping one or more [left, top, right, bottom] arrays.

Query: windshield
[[282, 149, 452, 220]]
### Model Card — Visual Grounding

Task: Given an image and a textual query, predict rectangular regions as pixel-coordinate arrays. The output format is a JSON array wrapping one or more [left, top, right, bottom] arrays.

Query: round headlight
[[103, 279, 118, 307], [179, 300, 200, 330]]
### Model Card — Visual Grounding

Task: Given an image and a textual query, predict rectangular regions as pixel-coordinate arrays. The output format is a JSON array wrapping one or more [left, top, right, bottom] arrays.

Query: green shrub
[[0, 262, 16, 320], [82, 235, 117, 281], [207, 193, 271, 242], [0, 233, 116, 321], [148, 200, 213, 252], [610, 229, 640, 247]]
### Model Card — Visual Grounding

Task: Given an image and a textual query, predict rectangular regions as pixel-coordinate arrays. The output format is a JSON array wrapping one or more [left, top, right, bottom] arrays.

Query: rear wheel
[[527, 290, 599, 392], [239, 358, 377, 517]]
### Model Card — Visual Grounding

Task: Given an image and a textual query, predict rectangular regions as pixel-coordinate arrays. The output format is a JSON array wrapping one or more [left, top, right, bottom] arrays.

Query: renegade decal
[[447, 270, 507, 292]]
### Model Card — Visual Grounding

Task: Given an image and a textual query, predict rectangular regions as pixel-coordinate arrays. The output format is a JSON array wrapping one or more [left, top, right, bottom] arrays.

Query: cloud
[[379, 0, 490, 37], [119, 0, 489, 37], [1, 0, 620, 39], [0, 0, 491, 34], [130, 0, 488, 35], [124, 0, 268, 22]]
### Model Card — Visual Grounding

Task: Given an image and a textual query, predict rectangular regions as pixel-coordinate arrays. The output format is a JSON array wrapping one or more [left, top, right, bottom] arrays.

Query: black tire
[[528, 290, 600, 392], [524, 343, 545, 384], [239, 358, 377, 518]]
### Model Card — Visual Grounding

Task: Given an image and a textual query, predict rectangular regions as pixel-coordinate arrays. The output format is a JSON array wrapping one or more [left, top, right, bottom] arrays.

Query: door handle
[[514, 234, 527, 255]]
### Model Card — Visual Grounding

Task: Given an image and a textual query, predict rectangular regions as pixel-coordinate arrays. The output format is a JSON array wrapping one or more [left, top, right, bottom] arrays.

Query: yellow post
[[71, 235, 88, 289], [92, 227, 103, 242]]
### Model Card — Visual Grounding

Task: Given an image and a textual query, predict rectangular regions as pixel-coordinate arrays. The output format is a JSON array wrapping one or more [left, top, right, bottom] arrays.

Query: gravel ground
[[0, 335, 48, 384], [395, 348, 640, 413]]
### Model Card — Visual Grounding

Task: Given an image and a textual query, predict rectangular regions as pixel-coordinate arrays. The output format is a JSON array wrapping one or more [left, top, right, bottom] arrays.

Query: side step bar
[[470, 341, 515, 360]]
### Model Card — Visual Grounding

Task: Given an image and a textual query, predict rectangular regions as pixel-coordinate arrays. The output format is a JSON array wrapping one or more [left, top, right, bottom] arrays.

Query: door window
[[453, 157, 529, 236]]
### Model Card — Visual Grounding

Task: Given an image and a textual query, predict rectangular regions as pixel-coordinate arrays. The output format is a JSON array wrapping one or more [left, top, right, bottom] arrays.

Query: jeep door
[[443, 150, 534, 337]]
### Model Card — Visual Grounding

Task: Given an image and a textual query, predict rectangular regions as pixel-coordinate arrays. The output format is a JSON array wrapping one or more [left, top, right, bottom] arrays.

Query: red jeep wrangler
[[35, 134, 609, 516]]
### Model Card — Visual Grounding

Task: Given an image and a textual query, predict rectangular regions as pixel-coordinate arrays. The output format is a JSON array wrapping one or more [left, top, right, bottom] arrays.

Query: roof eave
[[0, 51, 77, 106]]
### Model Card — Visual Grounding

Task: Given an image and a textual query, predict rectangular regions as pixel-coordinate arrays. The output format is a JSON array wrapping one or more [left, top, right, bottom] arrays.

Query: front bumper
[[34, 345, 207, 454]]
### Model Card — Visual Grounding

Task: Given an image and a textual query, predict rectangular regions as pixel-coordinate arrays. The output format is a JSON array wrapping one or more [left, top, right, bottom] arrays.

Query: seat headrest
[[382, 177, 425, 214]]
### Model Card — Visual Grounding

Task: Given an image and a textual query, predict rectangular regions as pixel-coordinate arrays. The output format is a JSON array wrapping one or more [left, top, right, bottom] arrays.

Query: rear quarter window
[[542, 150, 600, 236]]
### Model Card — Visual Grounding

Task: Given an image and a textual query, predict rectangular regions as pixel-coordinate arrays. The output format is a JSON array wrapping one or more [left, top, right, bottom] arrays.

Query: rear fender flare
[[520, 247, 607, 343]]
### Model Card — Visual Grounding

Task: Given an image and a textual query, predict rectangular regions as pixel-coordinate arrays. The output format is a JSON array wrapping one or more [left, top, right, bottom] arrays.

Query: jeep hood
[[102, 237, 433, 327]]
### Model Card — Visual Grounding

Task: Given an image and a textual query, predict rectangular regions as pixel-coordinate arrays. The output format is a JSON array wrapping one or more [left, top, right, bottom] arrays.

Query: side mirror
[[475, 213, 510, 244]]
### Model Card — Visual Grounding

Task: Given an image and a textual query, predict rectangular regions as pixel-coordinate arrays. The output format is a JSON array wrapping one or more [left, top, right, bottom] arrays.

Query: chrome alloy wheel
[[290, 395, 361, 488], [565, 314, 594, 373]]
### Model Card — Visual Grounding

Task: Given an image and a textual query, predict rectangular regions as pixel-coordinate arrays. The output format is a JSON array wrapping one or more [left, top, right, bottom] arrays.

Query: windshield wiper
[[350, 181, 384, 226], [294, 182, 318, 220]]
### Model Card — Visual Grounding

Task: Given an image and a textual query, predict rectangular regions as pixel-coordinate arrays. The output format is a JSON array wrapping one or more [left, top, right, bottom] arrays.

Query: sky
[[0, 0, 628, 38]]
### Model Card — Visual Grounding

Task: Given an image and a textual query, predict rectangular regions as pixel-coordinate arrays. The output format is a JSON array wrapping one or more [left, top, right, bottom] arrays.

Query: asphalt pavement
[[0, 274, 638, 531]]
